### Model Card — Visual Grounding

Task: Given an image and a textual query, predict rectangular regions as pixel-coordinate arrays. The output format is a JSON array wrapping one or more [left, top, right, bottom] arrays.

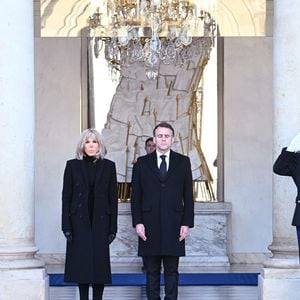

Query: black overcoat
[[61, 158, 118, 283], [131, 150, 194, 257], [273, 147, 300, 226]]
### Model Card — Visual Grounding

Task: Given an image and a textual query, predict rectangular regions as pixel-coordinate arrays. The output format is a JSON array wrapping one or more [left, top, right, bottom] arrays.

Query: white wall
[[35, 38, 82, 254], [224, 37, 273, 262]]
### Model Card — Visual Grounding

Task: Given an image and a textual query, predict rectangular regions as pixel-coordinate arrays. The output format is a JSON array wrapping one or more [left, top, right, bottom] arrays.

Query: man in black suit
[[131, 122, 194, 299]]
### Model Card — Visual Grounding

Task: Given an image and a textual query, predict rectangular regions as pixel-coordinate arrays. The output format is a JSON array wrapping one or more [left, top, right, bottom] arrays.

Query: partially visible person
[[141, 137, 156, 273], [213, 157, 218, 167], [131, 122, 194, 300], [273, 131, 300, 261], [62, 128, 118, 300], [145, 137, 156, 155]]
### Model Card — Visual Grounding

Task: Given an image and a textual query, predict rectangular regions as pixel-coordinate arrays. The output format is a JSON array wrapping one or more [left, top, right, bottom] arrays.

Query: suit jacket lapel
[[164, 150, 179, 181], [146, 151, 161, 178]]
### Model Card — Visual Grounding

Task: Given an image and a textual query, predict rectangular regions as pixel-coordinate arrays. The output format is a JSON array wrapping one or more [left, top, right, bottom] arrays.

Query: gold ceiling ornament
[[88, 0, 217, 79]]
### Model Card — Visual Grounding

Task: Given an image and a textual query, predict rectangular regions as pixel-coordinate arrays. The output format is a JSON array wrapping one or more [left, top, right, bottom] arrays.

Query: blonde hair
[[75, 128, 107, 160]]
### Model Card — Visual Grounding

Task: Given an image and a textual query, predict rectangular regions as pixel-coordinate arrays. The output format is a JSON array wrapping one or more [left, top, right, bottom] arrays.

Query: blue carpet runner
[[49, 273, 259, 287]]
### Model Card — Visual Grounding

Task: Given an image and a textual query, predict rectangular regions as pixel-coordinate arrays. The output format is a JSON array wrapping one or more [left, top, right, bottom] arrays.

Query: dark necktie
[[159, 155, 167, 177]]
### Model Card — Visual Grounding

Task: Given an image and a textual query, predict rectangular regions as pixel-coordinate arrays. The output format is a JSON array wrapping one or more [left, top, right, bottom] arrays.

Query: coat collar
[[146, 150, 180, 181], [79, 158, 105, 188]]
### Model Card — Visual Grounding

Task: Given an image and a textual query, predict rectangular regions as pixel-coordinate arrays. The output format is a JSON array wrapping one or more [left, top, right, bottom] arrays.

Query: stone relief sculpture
[[101, 38, 215, 201]]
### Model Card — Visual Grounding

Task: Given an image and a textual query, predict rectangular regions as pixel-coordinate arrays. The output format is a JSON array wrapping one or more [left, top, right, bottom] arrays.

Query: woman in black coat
[[273, 132, 300, 260], [62, 128, 118, 300]]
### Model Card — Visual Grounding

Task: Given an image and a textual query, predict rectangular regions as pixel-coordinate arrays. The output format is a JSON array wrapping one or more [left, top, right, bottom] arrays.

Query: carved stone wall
[[110, 202, 231, 267], [102, 38, 213, 184]]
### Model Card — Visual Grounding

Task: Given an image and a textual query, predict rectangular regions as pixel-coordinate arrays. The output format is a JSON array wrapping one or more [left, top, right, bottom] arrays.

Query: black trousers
[[145, 255, 179, 300], [297, 226, 300, 262], [78, 283, 104, 300]]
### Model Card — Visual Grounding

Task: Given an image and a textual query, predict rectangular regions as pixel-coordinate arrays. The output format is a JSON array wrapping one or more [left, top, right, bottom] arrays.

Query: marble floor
[[48, 264, 261, 300]]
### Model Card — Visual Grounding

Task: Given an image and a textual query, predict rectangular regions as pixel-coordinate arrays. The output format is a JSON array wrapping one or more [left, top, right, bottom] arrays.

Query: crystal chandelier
[[88, 0, 216, 79]]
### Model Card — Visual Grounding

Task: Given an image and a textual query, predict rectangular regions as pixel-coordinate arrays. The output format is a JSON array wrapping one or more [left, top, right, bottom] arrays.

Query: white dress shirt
[[156, 150, 170, 171]]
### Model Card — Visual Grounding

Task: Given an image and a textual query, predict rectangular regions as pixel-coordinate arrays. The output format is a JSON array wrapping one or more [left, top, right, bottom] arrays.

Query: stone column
[[0, 1, 48, 299], [259, 0, 300, 299]]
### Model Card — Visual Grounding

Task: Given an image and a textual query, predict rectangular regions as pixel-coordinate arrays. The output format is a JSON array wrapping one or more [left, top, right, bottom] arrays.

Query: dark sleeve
[[273, 147, 297, 177], [62, 161, 73, 231], [109, 162, 118, 235], [131, 158, 143, 227], [182, 156, 194, 228]]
